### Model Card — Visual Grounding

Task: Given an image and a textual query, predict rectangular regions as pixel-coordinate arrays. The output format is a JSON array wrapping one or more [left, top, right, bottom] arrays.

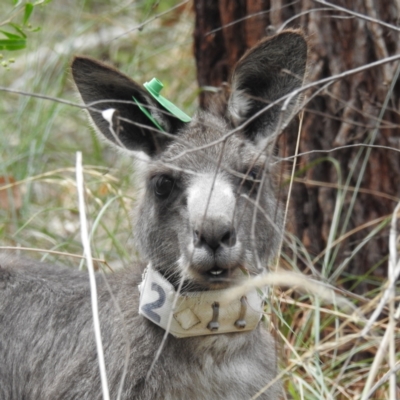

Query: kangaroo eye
[[154, 175, 175, 198], [248, 168, 260, 181], [245, 167, 262, 182], [241, 167, 261, 194]]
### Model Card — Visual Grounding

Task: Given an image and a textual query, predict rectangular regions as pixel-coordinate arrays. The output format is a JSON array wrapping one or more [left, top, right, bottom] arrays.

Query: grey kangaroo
[[0, 30, 307, 399]]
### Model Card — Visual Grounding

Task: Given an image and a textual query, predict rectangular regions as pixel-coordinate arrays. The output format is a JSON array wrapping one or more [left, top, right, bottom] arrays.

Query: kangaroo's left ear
[[72, 56, 186, 156], [227, 30, 308, 142]]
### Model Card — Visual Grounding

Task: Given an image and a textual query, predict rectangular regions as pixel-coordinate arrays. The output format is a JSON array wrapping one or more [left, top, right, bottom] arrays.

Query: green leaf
[[0, 39, 26, 51], [8, 24, 27, 38], [23, 3, 34, 25], [0, 30, 23, 40]]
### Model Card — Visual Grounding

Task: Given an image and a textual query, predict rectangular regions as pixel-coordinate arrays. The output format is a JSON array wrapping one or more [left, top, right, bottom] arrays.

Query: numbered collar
[[138, 265, 265, 338]]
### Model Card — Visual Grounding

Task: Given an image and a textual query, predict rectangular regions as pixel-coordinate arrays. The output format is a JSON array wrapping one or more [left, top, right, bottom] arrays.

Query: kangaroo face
[[134, 114, 281, 290], [72, 30, 307, 291]]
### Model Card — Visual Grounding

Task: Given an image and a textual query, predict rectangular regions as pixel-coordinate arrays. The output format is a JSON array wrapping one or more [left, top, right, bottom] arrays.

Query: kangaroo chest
[[137, 328, 279, 400]]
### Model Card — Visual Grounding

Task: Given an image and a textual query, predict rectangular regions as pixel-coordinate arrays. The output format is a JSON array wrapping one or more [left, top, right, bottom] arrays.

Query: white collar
[[138, 265, 265, 338]]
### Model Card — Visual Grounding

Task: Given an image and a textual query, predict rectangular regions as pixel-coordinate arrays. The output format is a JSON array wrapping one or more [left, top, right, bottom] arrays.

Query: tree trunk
[[194, 0, 400, 290]]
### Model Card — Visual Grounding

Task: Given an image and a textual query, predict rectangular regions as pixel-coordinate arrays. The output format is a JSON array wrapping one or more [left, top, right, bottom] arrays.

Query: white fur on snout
[[188, 174, 235, 224], [185, 173, 243, 277]]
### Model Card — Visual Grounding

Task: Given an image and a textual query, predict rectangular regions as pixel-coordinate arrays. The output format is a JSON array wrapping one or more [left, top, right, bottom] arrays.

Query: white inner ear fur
[[228, 85, 252, 127]]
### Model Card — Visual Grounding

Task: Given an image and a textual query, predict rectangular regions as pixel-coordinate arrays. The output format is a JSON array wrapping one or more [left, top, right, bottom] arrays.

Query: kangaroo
[[0, 30, 307, 399]]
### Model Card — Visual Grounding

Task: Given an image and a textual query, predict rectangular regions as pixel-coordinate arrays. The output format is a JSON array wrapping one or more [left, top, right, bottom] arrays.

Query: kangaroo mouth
[[208, 267, 224, 276], [205, 266, 230, 282], [182, 265, 240, 292]]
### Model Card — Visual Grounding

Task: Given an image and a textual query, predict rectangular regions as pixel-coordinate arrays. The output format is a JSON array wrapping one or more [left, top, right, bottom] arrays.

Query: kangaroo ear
[[72, 57, 185, 156], [227, 31, 307, 142]]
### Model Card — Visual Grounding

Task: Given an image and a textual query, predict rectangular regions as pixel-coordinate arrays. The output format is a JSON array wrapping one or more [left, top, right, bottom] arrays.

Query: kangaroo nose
[[193, 224, 236, 252]]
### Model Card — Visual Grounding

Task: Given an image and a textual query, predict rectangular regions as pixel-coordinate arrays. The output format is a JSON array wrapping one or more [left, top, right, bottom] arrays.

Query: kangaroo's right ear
[[227, 31, 308, 143], [72, 57, 185, 156]]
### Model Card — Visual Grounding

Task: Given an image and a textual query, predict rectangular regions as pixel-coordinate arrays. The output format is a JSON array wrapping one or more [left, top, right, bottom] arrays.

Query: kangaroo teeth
[[210, 269, 223, 275]]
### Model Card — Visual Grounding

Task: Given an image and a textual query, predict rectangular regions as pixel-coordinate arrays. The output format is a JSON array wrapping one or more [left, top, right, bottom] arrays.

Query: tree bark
[[194, 0, 400, 290]]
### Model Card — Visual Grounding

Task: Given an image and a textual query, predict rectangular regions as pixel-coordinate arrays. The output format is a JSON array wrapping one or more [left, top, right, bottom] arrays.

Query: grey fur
[[0, 31, 307, 399]]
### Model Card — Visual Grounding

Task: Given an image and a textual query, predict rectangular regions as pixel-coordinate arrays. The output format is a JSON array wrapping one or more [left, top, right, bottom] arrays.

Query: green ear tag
[[132, 96, 165, 132], [144, 78, 192, 123]]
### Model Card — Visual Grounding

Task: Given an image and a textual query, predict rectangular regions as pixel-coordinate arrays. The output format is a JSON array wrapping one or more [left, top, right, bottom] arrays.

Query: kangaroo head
[[72, 30, 307, 291]]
